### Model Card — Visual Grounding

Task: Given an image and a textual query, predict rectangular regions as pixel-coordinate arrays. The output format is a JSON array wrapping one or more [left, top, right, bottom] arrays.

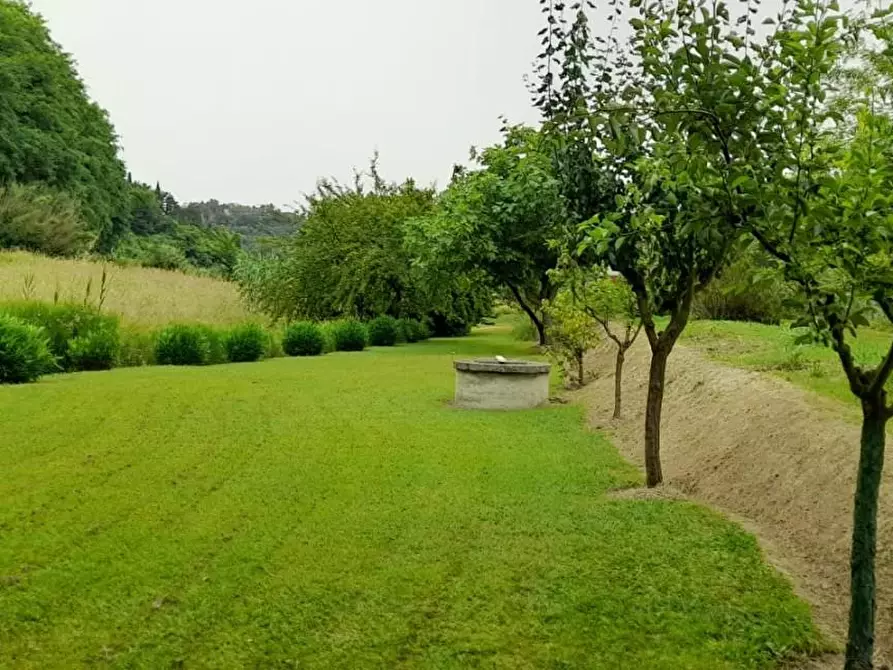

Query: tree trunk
[[845, 402, 889, 670], [613, 348, 625, 420], [576, 350, 585, 388], [534, 317, 547, 347], [506, 284, 547, 346], [644, 345, 669, 488]]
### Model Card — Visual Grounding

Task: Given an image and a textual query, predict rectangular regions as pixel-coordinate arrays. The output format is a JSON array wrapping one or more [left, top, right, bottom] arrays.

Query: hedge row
[[0, 301, 432, 384]]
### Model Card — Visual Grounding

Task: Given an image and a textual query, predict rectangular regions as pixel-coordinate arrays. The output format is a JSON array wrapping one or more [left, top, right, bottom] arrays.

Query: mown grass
[[0, 250, 251, 328], [684, 320, 893, 409], [0, 323, 823, 668]]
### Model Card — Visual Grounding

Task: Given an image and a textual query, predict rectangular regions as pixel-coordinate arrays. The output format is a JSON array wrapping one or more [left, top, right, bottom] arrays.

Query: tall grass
[[0, 251, 251, 328]]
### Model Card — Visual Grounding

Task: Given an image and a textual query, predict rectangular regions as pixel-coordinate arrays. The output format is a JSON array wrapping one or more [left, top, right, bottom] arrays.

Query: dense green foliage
[[66, 325, 120, 371], [693, 247, 793, 326], [408, 126, 565, 345], [331, 319, 367, 352], [0, 183, 93, 256], [398, 317, 429, 343], [0, 1, 127, 242], [236, 169, 438, 321], [282, 321, 325, 357], [233, 161, 492, 336], [155, 325, 213, 366], [224, 323, 266, 363], [0, 313, 54, 383], [367, 315, 400, 347], [0, 323, 824, 667], [0, 300, 119, 372]]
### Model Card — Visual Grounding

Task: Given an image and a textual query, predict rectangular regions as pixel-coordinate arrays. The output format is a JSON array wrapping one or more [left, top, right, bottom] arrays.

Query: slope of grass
[[0, 324, 822, 668], [0, 250, 250, 328], [684, 320, 892, 408]]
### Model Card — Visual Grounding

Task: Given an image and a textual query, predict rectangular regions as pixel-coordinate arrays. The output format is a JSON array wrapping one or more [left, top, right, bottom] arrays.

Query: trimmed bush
[[0, 301, 120, 371], [225, 323, 267, 363], [155, 325, 211, 366], [331, 319, 367, 352], [67, 326, 120, 371], [367, 316, 400, 347], [197, 325, 227, 365], [283, 322, 325, 357], [119, 327, 155, 367], [0, 315, 56, 383], [398, 318, 430, 343], [265, 329, 284, 359]]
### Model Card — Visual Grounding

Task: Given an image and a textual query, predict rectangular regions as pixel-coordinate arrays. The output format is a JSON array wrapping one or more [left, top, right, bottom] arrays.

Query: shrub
[[400, 318, 430, 343], [319, 322, 338, 353], [225, 323, 267, 363], [331, 319, 367, 352], [0, 315, 56, 383], [367, 316, 400, 347], [693, 247, 794, 325], [265, 329, 284, 359], [0, 301, 120, 371], [155, 325, 211, 366], [119, 327, 155, 367], [428, 311, 473, 337], [197, 325, 227, 365], [67, 326, 120, 371], [283, 321, 325, 357], [0, 183, 95, 257]]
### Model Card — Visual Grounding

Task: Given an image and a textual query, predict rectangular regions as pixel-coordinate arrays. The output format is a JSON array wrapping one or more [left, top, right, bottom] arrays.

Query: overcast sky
[[29, 0, 545, 207]]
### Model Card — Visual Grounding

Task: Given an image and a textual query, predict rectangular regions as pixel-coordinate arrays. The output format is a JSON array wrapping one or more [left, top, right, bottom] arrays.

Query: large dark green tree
[[0, 1, 127, 244]]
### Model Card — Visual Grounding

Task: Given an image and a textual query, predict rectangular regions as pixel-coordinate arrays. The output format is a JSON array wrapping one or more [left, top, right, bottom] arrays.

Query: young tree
[[407, 125, 567, 345], [562, 266, 641, 419], [536, 1, 762, 486], [740, 6, 891, 666], [543, 288, 602, 387]]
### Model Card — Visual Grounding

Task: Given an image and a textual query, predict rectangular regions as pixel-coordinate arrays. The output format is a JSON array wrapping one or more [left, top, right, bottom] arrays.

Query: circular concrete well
[[454, 359, 551, 410]]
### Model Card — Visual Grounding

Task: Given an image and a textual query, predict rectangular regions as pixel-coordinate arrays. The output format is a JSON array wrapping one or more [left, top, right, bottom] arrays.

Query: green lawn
[[1, 324, 822, 668], [684, 320, 893, 409]]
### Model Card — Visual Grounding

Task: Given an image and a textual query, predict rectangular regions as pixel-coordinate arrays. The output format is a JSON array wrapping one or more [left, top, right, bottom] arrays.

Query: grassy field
[[1, 323, 822, 668], [0, 251, 251, 328], [683, 320, 893, 409]]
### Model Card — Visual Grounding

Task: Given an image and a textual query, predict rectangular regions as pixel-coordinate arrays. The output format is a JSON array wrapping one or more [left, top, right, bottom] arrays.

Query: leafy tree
[[124, 182, 175, 237], [236, 160, 489, 330], [537, 1, 757, 486], [407, 125, 567, 345], [0, 1, 127, 243], [543, 289, 602, 387], [558, 263, 641, 418], [736, 6, 892, 666]]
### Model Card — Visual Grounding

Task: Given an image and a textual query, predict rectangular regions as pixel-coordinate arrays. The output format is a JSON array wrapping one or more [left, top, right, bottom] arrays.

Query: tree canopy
[[0, 0, 127, 241], [407, 125, 566, 344]]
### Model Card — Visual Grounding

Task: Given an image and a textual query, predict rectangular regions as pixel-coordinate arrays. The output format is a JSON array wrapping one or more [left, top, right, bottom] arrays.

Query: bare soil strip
[[575, 339, 893, 668]]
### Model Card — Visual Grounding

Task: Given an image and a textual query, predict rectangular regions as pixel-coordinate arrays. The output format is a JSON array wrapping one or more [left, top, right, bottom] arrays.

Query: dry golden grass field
[[0, 251, 252, 328]]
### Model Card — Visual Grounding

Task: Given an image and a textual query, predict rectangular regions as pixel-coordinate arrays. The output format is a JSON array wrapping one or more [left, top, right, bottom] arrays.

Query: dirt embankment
[[575, 338, 893, 666]]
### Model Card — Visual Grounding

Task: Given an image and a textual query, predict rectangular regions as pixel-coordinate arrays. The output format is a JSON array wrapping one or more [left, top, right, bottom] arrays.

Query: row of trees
[[0, 0, 299, 273], [506, 1, 892, 668]]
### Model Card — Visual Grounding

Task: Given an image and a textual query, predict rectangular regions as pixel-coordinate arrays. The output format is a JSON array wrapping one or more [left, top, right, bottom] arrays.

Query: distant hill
[[178, 201, 301, 248]]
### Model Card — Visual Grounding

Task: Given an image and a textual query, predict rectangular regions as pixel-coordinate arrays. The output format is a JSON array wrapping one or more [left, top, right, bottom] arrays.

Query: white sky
[[28, 0, 545, 207]]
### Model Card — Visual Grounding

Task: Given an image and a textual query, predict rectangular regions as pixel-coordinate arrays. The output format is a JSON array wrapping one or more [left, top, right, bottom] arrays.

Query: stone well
[[453, 359, 551, 410]]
